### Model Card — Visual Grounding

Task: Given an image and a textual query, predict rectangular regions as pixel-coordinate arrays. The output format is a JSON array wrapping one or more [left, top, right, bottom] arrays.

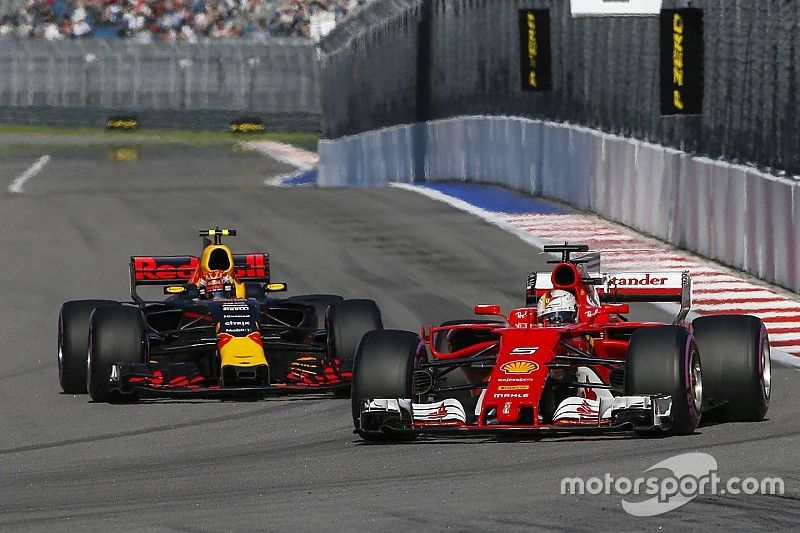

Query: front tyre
[[87, 305, 148, 403], [351, 330, 422, 443], [692, 315, 770, 422], [625, 326, 702, 436], [326, 299, 383, 372], [58, 299, 119, 394]]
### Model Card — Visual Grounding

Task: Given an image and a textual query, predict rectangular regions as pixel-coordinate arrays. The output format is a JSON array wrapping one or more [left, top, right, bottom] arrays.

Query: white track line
[[394, 182, 800, 369], [8, 155, 50, 194]]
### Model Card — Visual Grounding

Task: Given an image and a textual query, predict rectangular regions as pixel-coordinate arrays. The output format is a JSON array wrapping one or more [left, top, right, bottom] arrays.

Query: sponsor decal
[[518, 10, 552, 92], [105, 115, 138, 130], [233, 254, 269, 280], [133, 256, 197, 281], [497, 377, 535, 383], [164, 286, 186, 294], [608, 274, 669, 286], [222, 305, 250, 312], [229, 117, 266, 134], [498, 385, 530, 391], [660, 8, 703, 115], [493, 393, 530, 399], [500, 360, 540, 374], [571, 0, 662, 17]]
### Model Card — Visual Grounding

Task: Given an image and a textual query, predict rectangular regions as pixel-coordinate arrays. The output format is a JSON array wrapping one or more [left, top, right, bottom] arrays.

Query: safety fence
[[318, 0, 800, 291], [320, 0, 800, 175], [0, 39, 320, 130], [319, 116, 800, 293]]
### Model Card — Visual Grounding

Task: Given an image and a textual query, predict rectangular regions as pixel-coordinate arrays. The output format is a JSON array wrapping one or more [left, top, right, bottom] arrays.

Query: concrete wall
[[319, 116, 800, 292]]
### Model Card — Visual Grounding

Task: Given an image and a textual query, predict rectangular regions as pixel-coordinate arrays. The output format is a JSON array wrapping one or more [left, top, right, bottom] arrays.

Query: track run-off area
[[1, 137, 799, 531]]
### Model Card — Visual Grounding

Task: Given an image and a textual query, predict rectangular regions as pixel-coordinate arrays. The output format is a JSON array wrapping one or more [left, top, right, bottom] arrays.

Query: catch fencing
[[318, 0, 800, 291], [321, 0, 800, 175], [0, 39, 320, 131]]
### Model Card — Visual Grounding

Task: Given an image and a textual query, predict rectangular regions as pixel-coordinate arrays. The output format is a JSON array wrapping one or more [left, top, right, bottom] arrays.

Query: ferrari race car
[[58, 228, 383, 402], [351, 244, 771, 442]]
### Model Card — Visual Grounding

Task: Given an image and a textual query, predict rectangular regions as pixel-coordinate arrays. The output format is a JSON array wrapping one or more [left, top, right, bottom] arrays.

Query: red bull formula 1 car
[[351, 244, 771, 442], [58, 227, 382, 402]]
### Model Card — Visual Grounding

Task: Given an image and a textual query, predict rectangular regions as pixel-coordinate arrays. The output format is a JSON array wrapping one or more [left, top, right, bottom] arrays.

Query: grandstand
[[0, 0, 373, 41]]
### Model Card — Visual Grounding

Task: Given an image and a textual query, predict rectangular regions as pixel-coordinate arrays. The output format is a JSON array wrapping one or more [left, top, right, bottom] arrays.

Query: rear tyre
[[326, 299, 382, 372], [351, 330, 421, 443], [87, 305, 148, 403], [625, 326, 702, 436], [58, 300, 119, 394], [692, 315, 770, 422]]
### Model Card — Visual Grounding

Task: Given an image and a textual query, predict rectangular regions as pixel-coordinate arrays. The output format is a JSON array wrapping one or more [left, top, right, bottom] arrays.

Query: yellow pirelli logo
[[498, 385, 530, 391]]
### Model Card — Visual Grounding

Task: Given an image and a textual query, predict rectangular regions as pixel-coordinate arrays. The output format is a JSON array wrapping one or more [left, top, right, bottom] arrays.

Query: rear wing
[[129, 254, 270, 301], [527, 270, 692, 322]]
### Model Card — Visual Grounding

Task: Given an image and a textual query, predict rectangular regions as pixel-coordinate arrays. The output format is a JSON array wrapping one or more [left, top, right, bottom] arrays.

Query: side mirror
[[474, 304, 503, 317], [601, 303, 629, 315], [265, 282, 288, 293]]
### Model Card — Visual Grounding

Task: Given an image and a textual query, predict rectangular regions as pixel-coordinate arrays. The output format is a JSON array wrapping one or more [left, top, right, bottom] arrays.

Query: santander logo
[[608, 274, 669, 286]]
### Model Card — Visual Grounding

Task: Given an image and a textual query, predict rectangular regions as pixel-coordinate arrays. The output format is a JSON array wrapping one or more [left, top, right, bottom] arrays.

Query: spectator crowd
[[0, 0, 368, 41]]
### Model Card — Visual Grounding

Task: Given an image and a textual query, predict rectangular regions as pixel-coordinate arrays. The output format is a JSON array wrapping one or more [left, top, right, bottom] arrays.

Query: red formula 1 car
[[351, 244, 771, 442]]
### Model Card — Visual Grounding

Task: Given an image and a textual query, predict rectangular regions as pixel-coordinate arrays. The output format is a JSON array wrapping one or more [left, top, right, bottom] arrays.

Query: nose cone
[[218, 332, 268, 368]]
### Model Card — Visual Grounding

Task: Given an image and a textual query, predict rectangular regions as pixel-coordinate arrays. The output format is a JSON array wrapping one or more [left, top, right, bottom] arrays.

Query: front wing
[[355, 394, 673, 439], [108, 356, 351, 398]]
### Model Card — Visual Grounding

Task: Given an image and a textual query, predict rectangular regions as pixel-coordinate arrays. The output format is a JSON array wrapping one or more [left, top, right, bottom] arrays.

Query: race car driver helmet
[[198, 270, 235, 300], [537, 289, 578, 325]]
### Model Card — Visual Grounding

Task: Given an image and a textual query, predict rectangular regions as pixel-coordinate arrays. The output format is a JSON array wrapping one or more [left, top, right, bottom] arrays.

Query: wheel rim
[[689, 349, 703, 412], [762, 337, 772, 401]]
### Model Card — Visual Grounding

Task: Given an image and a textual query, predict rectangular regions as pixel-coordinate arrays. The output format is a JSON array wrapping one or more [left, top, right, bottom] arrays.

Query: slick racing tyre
[[692, 315, 770, 422], [625, 326, 702, 436], [58, 300, 119, 394], [351, 330, 421, 443], [286, 294, 344, 329], [326, 299, 382, 372], [87, 305, 148, 403]]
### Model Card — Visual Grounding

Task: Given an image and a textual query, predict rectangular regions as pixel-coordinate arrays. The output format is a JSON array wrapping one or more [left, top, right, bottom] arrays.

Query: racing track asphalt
[[0, 142, 798, 531]]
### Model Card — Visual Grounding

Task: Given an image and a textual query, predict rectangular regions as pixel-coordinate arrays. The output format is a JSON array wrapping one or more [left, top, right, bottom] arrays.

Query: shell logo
[[500, 360, 540, 374]]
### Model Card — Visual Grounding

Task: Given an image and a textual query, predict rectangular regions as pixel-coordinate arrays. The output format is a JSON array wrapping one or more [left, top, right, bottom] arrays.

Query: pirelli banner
[[660, 8, 703, 115], [519, 10, 552, 92]]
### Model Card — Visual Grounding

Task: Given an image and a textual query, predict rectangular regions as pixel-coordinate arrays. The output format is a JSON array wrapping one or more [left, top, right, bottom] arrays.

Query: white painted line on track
[[8, 155, 50, 194]]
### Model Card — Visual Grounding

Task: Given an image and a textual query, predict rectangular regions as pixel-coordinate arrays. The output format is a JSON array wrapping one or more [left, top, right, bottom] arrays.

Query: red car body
[[352, 244, 770, 441]]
